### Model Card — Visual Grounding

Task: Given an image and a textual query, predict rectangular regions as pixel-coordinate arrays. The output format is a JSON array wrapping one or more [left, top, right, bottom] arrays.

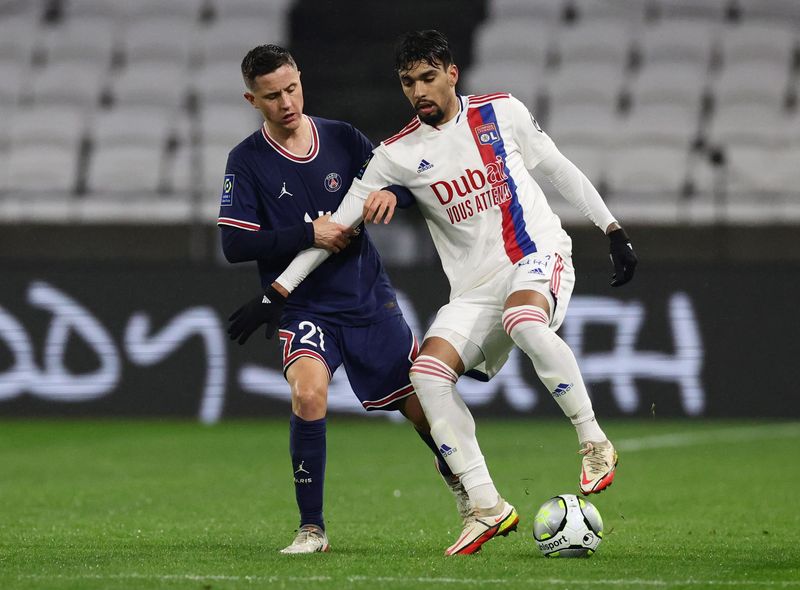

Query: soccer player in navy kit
[[220, 45, 468, 554]]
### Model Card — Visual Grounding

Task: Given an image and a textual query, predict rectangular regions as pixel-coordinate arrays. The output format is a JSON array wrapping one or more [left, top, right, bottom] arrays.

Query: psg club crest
[[324, 172, 342, 192], [475, 123, 500, 145]]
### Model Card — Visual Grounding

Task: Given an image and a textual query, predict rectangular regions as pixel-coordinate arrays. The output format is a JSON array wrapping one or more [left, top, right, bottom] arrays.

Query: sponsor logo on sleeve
[[220, 174, 235, 206], [529, 111, 543, 132], [356, 153, 373, 180]]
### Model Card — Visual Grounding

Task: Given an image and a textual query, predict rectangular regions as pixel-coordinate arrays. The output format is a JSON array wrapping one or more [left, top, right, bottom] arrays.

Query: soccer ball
[[532, 494, 603, 557]]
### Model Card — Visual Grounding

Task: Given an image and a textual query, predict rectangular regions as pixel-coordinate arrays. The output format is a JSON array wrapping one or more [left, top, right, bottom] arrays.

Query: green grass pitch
[[2, 419, 799, 589]]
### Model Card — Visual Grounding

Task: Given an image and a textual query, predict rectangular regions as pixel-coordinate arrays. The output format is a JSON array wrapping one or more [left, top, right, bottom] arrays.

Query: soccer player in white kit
[[234, 30, 638, 555]]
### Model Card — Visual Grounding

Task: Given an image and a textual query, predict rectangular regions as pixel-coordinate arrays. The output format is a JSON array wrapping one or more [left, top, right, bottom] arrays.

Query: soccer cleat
[[579, 440, 618, 495], [279, 524, 330, 554], [444, 498, 519, 556], [434, 458, 472, 524]]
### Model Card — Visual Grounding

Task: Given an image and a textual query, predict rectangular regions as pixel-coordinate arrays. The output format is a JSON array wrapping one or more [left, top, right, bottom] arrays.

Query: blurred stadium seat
[[553, 18, 635, 68], [619, 103, 700, 147], [197, 17, 286, 66], [733, 0, 800, 22], [39, 16, 116, 66], [719, 22, 798, 65], [86, 144, 166, 194], [9, 105, 86, 147], [706, 102, 796, 148], [210, 0, 295, 20], [62, 0, 204, 22], [0, 61, 25, 107], [546, 102, 622, 146], [109, 63, 189, 108], [569, 0, 649, 22], [652, 0, 730, 21], [606, 143, 693, 195], [471, 20, 552, 69], [488, 0, 565, 23], [635, 19, 721, 66], [199, 104, 262, 146], [191, 62, 250, 107], [6, 144, 80, 192], [544, 62, 626, 112], [0, 15, 41, 65], [28, 61, 106, 108], [121, 18, 196, 67], [712, 61, 792, 109], [627, 62, 709, 111], [90, 106, 177, 148], [463, 62, 540, 110]]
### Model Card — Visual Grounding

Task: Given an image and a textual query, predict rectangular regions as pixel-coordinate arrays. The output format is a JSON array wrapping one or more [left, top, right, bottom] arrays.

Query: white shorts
[[424, 252, 576, 379]]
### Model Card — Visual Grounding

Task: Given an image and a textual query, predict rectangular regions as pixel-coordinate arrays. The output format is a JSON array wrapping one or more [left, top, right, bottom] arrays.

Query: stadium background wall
[[2, 226, 797, 421]]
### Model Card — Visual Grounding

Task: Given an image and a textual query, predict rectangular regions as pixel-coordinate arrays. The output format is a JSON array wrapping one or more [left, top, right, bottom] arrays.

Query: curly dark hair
[[393, 30, 454, 73], [241, 44, 297, 89]]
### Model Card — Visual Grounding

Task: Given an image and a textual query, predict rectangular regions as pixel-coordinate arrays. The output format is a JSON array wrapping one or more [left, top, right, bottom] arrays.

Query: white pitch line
[[16, 573, 800, 587], [615, 422, 800, 452]]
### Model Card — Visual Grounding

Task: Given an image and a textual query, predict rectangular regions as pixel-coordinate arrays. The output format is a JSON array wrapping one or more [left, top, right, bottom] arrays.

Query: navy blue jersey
[[217, 116, 400, 326]]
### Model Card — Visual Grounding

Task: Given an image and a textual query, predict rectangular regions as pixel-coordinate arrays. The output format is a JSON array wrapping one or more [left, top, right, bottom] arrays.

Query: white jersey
[[275, 93, 617, 300], [352, 93, 578, 299]]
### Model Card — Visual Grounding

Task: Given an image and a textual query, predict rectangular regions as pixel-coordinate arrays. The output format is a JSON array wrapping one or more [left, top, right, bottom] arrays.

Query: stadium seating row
[[0, 15, 288, 69], [1, 0, 799, 224]]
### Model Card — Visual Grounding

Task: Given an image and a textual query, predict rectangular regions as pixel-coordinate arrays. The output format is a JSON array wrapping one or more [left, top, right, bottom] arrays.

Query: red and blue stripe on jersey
[[467, 98, 537, 264]]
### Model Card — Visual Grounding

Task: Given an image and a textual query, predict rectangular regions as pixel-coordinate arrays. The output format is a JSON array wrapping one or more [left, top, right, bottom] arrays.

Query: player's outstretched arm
[[226, 188, 399, 344], [535, 149, 638, 286], [275, 189, 398, 293], [312, 214, 353, 253]]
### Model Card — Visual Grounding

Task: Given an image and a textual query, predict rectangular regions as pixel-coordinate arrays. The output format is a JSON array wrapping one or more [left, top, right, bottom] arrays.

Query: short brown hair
[[241, 44, 297, 89]]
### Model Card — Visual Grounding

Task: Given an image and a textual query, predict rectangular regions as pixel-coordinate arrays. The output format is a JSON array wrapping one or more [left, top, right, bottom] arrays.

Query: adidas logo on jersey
[[417, 159, 434, 173]]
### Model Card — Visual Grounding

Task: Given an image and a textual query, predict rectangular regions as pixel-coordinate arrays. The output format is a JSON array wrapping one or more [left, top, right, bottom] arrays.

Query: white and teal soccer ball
[[532, 494, 603, 557]]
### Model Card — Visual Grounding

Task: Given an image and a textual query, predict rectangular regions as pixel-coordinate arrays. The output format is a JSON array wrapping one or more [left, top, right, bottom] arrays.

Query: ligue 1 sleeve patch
[[356, 153, 373, 180], [220, 174, 235, 206]]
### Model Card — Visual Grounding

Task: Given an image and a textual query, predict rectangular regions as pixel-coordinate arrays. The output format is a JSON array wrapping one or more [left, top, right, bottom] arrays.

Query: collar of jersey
[[261, 115, 319, 163], [423, 95, 466, 133]]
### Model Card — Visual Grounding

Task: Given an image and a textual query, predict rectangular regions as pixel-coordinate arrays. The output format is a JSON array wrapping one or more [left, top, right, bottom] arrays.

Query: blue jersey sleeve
[[217, 150, 261, 231], [220, 224, 314, 264], [217, 145, 314, 264]]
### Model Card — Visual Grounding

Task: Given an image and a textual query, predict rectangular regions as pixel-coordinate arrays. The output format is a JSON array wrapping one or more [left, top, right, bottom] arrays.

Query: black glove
[[608, 228, 638, 287], [227, 285, 287, 345]]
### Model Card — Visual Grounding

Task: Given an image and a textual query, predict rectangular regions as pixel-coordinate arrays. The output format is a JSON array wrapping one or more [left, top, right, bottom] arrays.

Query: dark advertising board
[[0, 263, 795, 420]]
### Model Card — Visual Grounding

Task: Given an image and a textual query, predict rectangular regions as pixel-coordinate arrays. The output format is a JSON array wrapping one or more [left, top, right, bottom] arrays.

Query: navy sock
[[416, 428, 454, 478], [289, 413, 326, 530]]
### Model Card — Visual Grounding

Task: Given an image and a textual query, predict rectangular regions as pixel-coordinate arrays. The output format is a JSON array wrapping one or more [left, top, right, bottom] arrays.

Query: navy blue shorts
[[278, 314, 419, 412]]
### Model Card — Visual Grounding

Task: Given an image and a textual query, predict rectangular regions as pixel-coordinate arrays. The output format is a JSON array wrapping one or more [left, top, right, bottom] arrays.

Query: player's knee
[[291, 382, 328, 418], [502, 305, 550, 339]]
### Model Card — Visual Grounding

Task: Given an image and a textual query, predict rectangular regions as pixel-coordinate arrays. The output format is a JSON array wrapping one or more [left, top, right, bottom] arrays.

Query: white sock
[[409, 355, 499, 510], [502, 305, 607, 445]]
